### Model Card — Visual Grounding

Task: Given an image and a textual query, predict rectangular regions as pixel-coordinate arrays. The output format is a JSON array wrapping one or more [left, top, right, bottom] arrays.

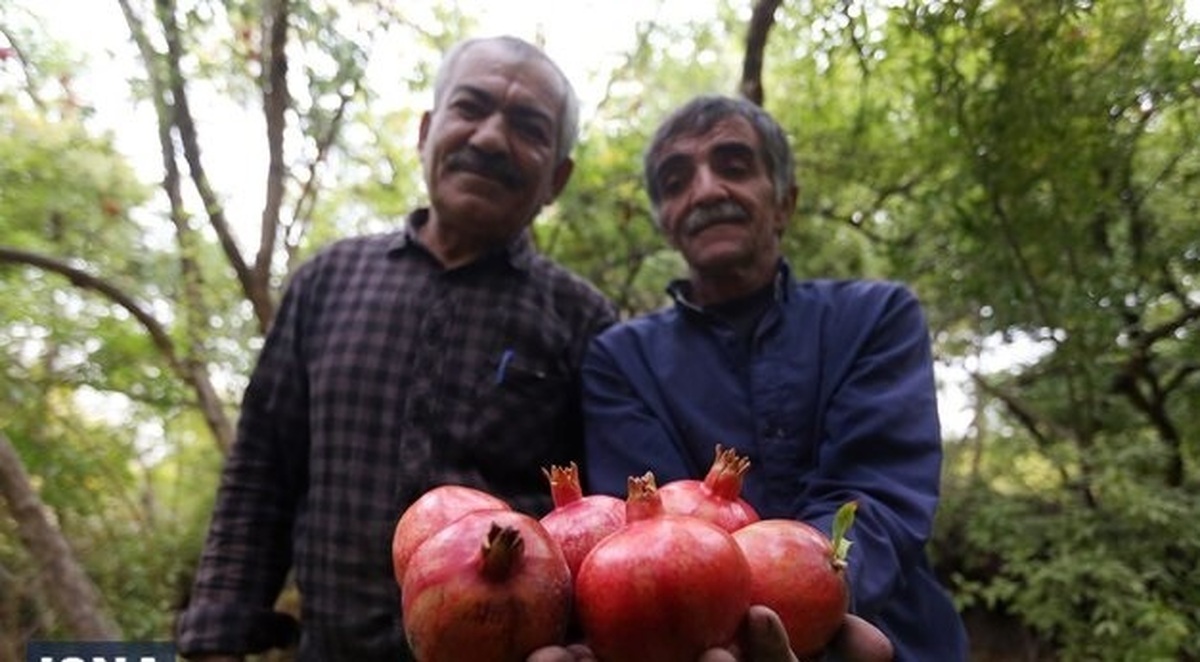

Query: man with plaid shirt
[[176, 35, 616, 661]]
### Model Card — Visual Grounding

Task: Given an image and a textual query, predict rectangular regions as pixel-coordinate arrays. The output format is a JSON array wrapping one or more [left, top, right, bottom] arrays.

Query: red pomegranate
[[391, 484, 510, 586], [401, 509, 572, 662], [538, 462, 625, 580], [574, 472, 752, 662], [732, 502, 858, 657], [658, 444, 759, 532]]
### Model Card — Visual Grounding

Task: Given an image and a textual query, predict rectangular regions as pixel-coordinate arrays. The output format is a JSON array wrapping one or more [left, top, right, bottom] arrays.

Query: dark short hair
[[434, 36, 580, 165], [643, 95, 795, 216]]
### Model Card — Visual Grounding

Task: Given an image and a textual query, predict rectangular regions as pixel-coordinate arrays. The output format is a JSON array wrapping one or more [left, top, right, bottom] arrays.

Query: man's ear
[[774, 182, 799, 236], [417, 111, 432, 150], [546, 157, 575, 203]]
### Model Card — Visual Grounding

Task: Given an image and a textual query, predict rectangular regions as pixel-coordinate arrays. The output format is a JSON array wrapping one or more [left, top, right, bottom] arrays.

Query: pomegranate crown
[[624, 472, 664, 522], [480, 522, 525, 582], [709, 444, 752, 478], [542, 462, 581, 487], [626, 471, 658, 499], [543, 462, 584, 506]]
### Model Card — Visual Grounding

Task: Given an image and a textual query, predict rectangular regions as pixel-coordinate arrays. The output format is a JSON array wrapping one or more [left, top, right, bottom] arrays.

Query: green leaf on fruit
[[832, 501, 857, 563]]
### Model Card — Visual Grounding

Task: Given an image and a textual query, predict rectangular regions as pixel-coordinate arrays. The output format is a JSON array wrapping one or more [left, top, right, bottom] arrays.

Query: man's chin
[[446, 168, 515, 193], [689, 253, 753, 277], [432, 196, 531, 234], [435, 182, 514, 213], [683, 237, 750, 267]]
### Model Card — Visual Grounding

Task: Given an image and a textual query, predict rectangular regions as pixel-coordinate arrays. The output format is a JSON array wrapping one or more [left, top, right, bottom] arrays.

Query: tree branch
[[155, 0, 275, 333], [254, 0, 291, 321], [118, 0, 213, 376], [740, 0, 783, 105], [287, 82, 356, 266], [1, 248, 180, 365], [969, 371, 1097, 507], [0, 246, 235, 452], [0, 25, 47, 111]]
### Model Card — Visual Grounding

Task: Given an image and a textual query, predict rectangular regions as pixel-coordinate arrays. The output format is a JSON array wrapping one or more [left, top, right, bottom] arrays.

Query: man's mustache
[[446, 147, 525, 190], [682, 200, 750, 235]]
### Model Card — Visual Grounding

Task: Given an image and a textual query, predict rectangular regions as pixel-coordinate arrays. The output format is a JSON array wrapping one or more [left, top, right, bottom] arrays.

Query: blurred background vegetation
[[1, 1, 1197, 659]]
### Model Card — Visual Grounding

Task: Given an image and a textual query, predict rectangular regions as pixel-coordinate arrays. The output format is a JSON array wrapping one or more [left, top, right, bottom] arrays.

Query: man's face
[[419, 41, 573, 245], [650, 116, 794, 277]]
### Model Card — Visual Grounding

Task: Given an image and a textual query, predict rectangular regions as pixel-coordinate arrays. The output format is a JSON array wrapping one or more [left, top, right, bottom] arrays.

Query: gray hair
[[643, 95, 795, 219], [433, 36, 580, 165]]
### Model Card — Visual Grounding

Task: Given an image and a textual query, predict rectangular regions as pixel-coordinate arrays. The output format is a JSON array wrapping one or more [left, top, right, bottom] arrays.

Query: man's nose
[[469, 113, 510, 155], [689, 165, 729, 205]]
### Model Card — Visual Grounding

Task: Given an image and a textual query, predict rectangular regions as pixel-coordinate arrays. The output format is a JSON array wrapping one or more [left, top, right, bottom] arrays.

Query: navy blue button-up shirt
[[582, 263, 968, 661]]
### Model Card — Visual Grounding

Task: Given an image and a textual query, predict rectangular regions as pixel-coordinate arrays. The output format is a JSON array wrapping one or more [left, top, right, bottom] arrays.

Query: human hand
[[824, 613, 894, 662], [699, 606, 893, 662], [526, 643, 597, 662], [522, 611, 803, 662], [524, 608, 793, 662], [698, 605, 796, 662], [524, 608, 892, 662]]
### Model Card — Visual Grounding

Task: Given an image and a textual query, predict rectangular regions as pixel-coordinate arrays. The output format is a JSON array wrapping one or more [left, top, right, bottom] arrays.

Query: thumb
[[745, 605, 799, 662]]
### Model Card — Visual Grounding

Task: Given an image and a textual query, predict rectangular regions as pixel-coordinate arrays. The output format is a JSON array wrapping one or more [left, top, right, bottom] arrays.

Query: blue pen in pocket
[[495, 348, 515, 384]]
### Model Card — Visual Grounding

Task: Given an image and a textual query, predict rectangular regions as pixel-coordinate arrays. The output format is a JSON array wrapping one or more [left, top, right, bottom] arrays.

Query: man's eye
[[657, 174, 681, 195], [452, 99, 484, 117], [719, 158, 751, 176], [516, 121, 550, 144]]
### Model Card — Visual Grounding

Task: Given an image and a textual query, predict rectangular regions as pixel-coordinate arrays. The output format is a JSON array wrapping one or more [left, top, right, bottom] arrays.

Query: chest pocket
[[433, 288, 577, 482], [476, 327, 572, 427]]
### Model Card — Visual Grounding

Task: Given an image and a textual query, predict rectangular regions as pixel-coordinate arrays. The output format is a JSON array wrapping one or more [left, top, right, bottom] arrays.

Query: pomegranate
[[538, 462, 625, 580], [658, 444, 759, 532], [574, 472, 752, 662], [401, 509, 572, 662], [391, 484, 510, 586], [732, 502, 858, 657]]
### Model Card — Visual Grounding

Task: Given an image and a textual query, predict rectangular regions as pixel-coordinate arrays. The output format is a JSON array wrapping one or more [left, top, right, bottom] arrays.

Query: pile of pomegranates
[[390, 446, 860, 662]]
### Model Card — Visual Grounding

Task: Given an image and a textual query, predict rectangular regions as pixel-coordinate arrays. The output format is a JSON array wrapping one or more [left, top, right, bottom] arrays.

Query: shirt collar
[[667, 259, 793, 313], [387, 208, 536, 272]]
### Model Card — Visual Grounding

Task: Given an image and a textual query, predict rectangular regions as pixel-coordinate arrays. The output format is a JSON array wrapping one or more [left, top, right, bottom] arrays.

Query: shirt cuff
[[176, 602, 298, 656]]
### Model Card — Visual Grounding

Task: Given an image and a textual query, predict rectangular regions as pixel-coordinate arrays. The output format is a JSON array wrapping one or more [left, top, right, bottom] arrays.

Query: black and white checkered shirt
[[177, 209, 616, 660]]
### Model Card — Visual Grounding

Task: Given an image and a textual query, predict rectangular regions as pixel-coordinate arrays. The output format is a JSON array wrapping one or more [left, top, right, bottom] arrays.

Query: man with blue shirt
[[581, 94, 969, 661]]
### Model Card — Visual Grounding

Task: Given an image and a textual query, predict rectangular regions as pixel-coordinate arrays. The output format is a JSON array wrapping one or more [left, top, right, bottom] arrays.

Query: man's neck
[[417, 216, 492, 269], [687, 259, 778, 307]]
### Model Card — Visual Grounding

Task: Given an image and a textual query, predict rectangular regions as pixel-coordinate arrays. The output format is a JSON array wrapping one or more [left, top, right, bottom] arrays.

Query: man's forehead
[[445, 43, 564, 94], [655, 116, 760, 162]]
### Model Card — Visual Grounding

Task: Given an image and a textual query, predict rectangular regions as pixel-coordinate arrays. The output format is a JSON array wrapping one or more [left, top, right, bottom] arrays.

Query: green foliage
[[0, 112, 148, 257], [767, 0, 919, 281], [0, 100, 190, 414], [942, 462, 1200, 659]]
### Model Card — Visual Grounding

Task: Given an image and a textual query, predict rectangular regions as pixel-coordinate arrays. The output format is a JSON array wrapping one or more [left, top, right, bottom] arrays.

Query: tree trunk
[[0, 432, 121, 639]]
